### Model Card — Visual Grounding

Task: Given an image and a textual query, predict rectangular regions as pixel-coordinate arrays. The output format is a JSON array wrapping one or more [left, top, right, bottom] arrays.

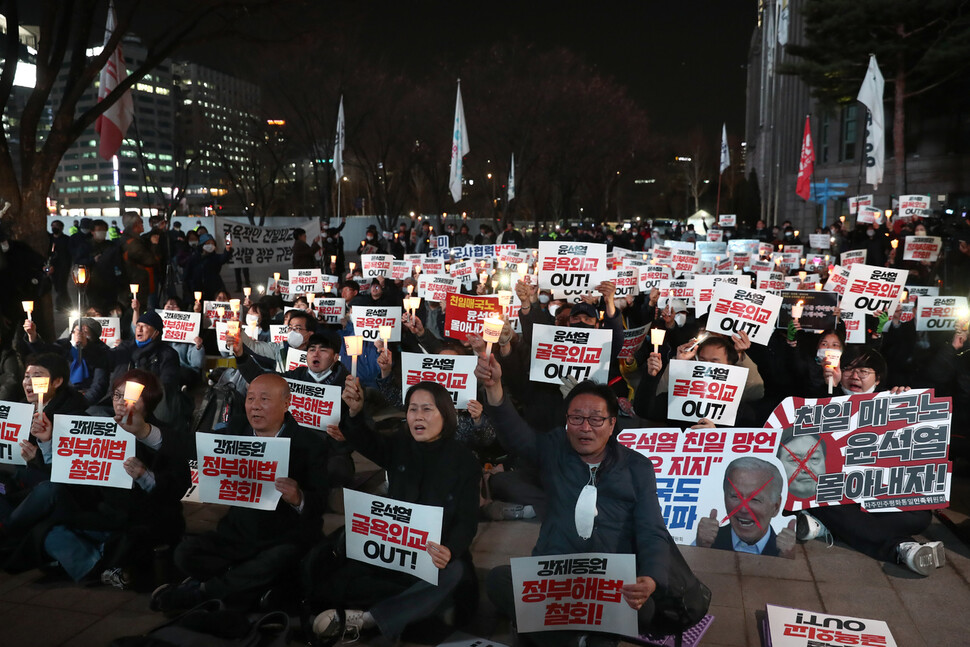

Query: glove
[[876, 311, 890, 334], [559, 375, 580, 399], [787, 320, 797, 342]]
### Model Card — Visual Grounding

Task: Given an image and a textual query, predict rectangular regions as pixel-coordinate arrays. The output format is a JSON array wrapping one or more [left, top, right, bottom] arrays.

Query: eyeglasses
[[111, 391, 125, 402], [287, 325, 307, 333], [843, 367, 875, 378], [566, 415, 611, 428]]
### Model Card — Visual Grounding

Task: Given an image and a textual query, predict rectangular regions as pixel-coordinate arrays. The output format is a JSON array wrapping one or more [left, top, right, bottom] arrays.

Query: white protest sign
[[667, 360, 748, 426], [906, 285, 940, 299], [344, 489, 443, 585], [916, 296, 969, 332], [766, 604, 898, 647], [0, 401, 33, 465], [693, 275, 749, 317], [285, 347, 308, 371], [719, 214, 737, 227], [510, 553, 637, 636], [637, 265, 671, 293], [614, 268, 639, 298], [538, 240, 608, 300], [617, 325, 648, 361], [839, 263, 907, 316], [706, 229, 723, 242], [848, 194, 873, 214], [856, 206, 881, 224], [707, 284, 782, 346], [808, 234, 831, 250], [285, 379, 341, 430], [361, 254, 393, 279], [288, 268, 323, 294], [195, 433, 289, 511], [669, 248, 701, 277], [903, 236, 942, 262], [51, 415, 134, 489], [418, 275, 460, 303], [840, 309, 867, 344], [182, 459, 202, 503], [91, 316, 121, 347], [203, 300, 233, 323], [159, 310, 202, 344], [658, 279, 695, 309], [757, 271, 786, 292], [401, 353, 478, 409], [267, 324, 288, 344], [351, 306, 402, 342], [422, 258, 445, 275], [530, 324, 612, 385], [314, 298, 346, 325], [898, 194, 931, 220], [823, 265, 851, 295], [390, 260, 412, 281]]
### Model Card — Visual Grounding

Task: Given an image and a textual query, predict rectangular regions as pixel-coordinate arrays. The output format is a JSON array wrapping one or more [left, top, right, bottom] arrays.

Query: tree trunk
[[10, 182, 58, 340]]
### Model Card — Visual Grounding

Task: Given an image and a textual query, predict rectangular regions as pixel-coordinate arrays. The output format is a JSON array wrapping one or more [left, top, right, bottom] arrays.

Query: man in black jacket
[[151, 373, 329, 612]]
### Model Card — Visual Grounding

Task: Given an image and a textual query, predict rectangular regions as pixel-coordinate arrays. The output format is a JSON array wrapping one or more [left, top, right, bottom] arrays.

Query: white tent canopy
[[687, 210, 715, 235]]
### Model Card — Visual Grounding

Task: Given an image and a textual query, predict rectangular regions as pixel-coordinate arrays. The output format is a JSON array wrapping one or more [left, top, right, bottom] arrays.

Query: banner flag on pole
[[448, 80, 470, 203], [777, 0, 790, 46], [508, 153, 515, 201], [796, 116, 815, 200], [95, 0, 133, 161], [857, 54, 885, 190], [719, 123, 730, 174], [334, 95, 345, 178]]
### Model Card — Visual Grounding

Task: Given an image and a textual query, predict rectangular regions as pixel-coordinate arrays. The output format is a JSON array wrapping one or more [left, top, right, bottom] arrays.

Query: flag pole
[[715, 173, 722, 219]]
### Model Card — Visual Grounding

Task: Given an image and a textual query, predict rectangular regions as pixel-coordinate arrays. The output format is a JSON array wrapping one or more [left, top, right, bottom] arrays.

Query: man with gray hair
[[695, 457, 796, 558]]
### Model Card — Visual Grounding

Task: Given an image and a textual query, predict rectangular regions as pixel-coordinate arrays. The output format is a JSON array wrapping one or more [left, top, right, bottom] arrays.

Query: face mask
[[674, 313, 687, 327], [80, 228, 90, 235], [575, 467, 598, 540], [246, 314, 259, 326], [867, 230, 875, 238], [135, 338, 152, 348], [188, 240, 198, 247], [548, 304, 559, 317], [538, 294, 550, 304], [0, 241, 8, 252], [366, 235, 374, 241], [93, 231, 106, 242], [203, 243, 216, 252], [571, 322, 595, 330], [286, 331, 304, 347], [785, 231, 793, 238]]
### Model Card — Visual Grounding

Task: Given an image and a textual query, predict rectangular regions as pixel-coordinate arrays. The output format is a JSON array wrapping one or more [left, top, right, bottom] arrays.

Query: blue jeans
[[44, 526, 112, 581]]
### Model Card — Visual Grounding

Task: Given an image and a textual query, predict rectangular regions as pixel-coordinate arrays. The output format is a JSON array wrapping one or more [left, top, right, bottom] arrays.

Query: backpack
[[646, 531, 712, 636], [191, 369, 247, 435], [110, 599, 288, 647]]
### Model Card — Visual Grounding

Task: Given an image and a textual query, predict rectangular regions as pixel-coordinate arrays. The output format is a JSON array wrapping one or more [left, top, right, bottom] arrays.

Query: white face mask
[[286, 330, 304, 347], [203, 243, 216, 252], [93, 231, 107, 242], [548, 304, 560, 318], [867, 230, 875, 238], [538, 293, 550, 304], [246, 314, 259, 326], [575, 467, 598, 540], [674, 313, 687, 327]]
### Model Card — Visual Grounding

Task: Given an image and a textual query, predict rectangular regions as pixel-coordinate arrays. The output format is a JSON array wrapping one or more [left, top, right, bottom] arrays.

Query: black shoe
[[150, 578, 203, 614]]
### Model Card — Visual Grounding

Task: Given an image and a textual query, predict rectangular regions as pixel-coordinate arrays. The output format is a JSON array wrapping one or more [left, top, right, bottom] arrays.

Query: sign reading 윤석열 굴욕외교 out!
[[766, 390, 952, 513], [51, 415, 135, 489], [529, 324, 612, 385], [343, 489, 443, 585], [537, 241, 608, 303], [839, 263, 907, 317], [915, 296, 969, 332], [400, 352, 478, 409], [705, 283, 782, 346], [510, 553, 638, 636], [350, 306, 402, 342], [0, 400, 34, 465], [195, 433, 290, 511], [667, 360, 749, 427], [284, 379, 341, 431], [159, 310, 202, 343], [618, 428, 790, 557]]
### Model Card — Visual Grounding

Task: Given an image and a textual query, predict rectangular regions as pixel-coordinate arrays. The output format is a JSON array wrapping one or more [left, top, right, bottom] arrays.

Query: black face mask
[[571, 322, 595, 330]]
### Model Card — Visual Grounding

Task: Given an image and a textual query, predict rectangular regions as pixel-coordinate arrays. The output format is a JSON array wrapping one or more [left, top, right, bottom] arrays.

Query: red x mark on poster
[[721, 475, 774, 531], [781, 439, 822, 486]]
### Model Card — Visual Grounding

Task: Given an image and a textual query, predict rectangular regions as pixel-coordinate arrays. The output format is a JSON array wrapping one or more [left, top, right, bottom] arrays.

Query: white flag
[[95, 0, 133, 161], [857, 55, 885, 190], [777, 0, 789, 46], [507, 153, 515, 201], [448, 81, 470, 203], [334, 95, 345, 178], [719, 123, 730, 174]]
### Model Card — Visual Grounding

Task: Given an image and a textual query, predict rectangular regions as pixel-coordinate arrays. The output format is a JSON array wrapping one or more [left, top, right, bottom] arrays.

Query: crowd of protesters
[[0, 208, 968, 646]]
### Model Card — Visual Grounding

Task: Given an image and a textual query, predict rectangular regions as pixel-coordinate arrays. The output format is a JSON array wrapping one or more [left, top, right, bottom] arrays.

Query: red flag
[[795, 115, 814, 200], [95, 1, 133, 160]]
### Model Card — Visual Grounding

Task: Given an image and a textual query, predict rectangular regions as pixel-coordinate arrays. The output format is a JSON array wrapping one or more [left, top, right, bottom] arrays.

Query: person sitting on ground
[[106, 310, 180, 422], [18, 317, 111, 406], [151, 373, 329, 613]]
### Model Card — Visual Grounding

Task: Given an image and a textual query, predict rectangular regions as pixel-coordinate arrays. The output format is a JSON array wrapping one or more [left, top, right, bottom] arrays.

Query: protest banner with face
[[351, 306, 402, 343], [510, 553, 637, 636], [902, 236, 942, 262], [51, 415, 135, 489], [160, 310, 202, 343], [0, 401, 33, 466], [90, 316, 121, 347], [195, 433, 290, 510], [667, 360, 749, 426], [766, 390, 951, 513], [344, 489, 443, 585], [288, 268, 323, 294], [765, 604, 899, 647], [285, 379, 341, 430], [401, 353, 478, 409], [530, 324, 612, 385], [839, 263, 907, 317], [707, 284, 782, 346], [361, 254, 393, 279], [444, 294, 504, 341], [915, 296, 969, 332]]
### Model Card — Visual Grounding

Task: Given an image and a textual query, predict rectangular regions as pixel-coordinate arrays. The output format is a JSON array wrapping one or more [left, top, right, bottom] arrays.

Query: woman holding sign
[[303, 378, 480, 644]]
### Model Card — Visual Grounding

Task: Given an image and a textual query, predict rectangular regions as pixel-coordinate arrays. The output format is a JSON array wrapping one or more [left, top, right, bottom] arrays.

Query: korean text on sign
[[667, 360, 749, 427], [706, 284, 782, 346], [510, 553, 637, 636], [0, 400, 33, 466], [400, 352, 478, 409], [766, 604, 898, 647], [351, 306, 402, 342], [529, 324, 613, 385], [195, 433, 290, 511], [285, 379, 340, 430], [343, 489, 443, 585], [51, 415, 134, 489], [444, 294, 504, 341], [160, 310, 202, 343]]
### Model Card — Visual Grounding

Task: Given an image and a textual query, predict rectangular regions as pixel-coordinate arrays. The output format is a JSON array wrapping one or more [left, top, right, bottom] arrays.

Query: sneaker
[[100, 567, 130, 590], [150, 578, 203, 613], [897, 541, 945, 576], [312, 609, 368, 642], [795, 511, 832, 544], [485, 502, 532, 521]]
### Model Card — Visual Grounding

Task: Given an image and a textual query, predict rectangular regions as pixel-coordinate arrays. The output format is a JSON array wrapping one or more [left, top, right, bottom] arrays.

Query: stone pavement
[[2, 476, 969, 646]]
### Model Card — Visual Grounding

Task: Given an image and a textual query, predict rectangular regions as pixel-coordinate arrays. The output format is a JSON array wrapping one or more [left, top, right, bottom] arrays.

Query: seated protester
[[161, 296, 204, 392], [22, 370, 189, 587], [151, 374, 329, 613], [305, 378, 480, 644], [793, 346, 945, 576], [17, 317, 110, 406], [239, 309, 316, 372], [0, 354, 88, 542], [637, 334, 764, 426], [474, 355, 671, 646], [0, 328, 24, 401], [337, 320, 381, 389], [244, 302, 272, 343], [781, 323, 847, 398], [106, 311, 180, 423], [231, 329, 355, 490]]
